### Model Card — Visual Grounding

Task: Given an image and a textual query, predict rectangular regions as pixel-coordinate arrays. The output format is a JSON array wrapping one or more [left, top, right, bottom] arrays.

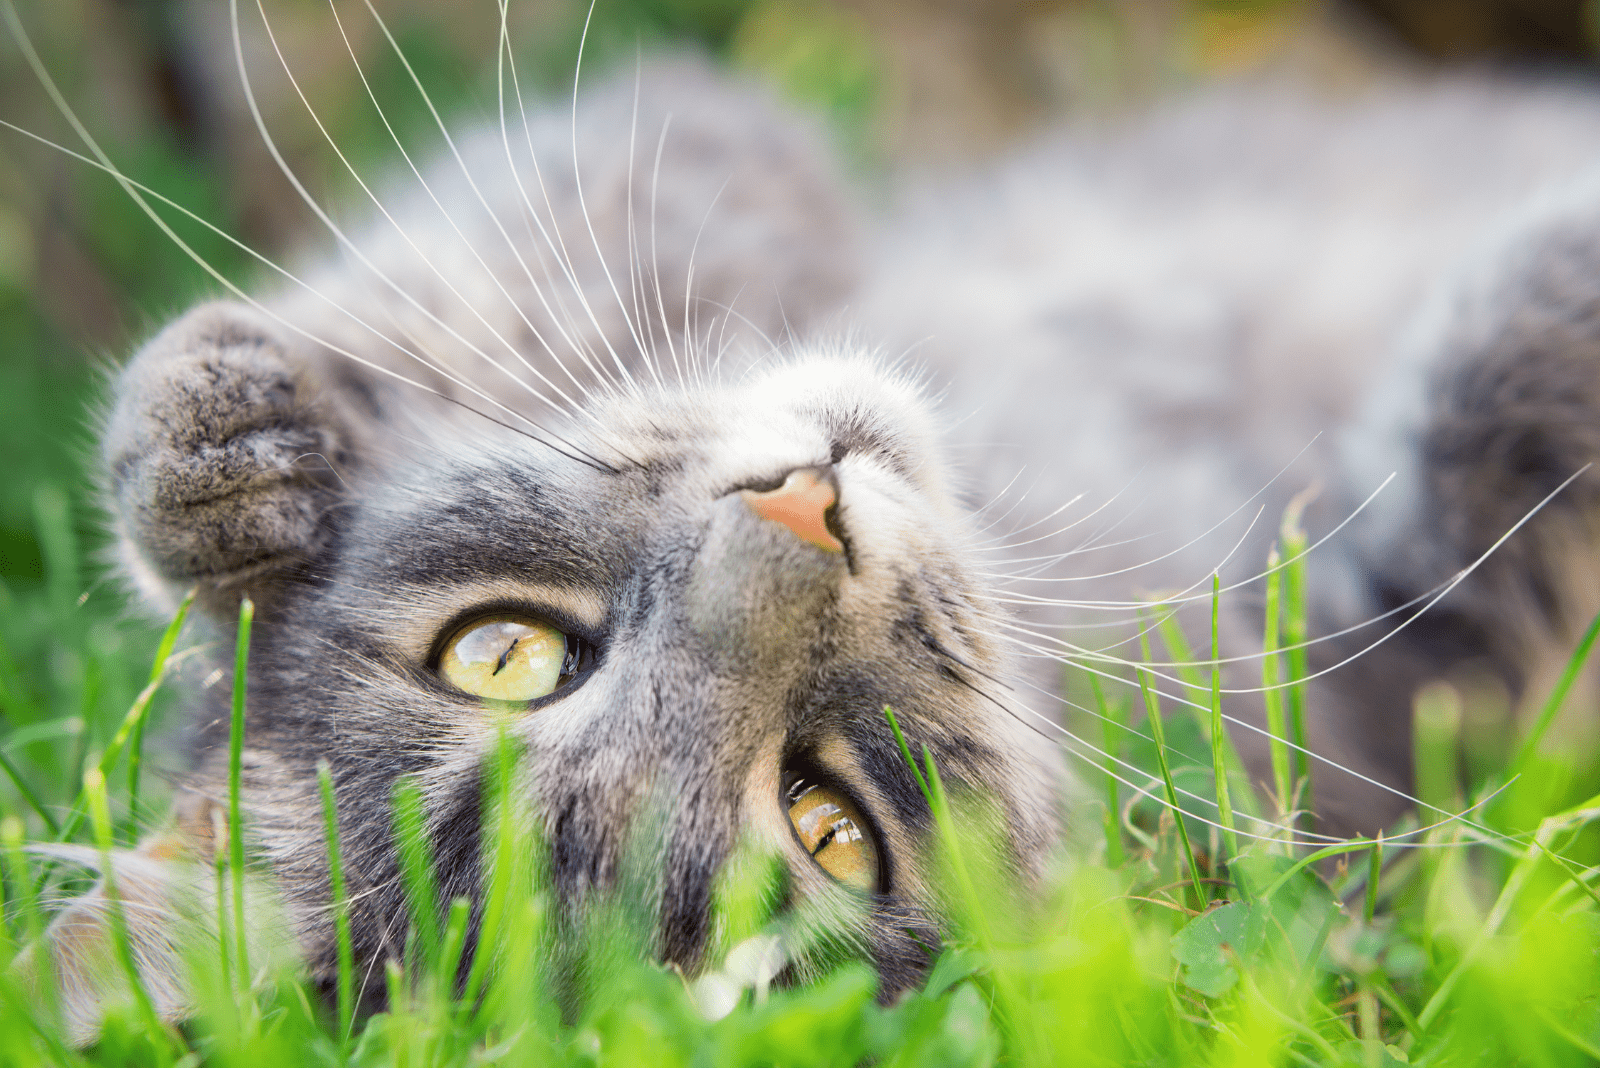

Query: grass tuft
[[3, 501, 1600, 1063]]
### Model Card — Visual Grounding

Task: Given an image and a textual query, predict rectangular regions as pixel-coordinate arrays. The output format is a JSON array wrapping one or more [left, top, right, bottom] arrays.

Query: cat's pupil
[[439, 616, 573, 704], [492, 638, 520, 676], [783, 773, 880, 892]]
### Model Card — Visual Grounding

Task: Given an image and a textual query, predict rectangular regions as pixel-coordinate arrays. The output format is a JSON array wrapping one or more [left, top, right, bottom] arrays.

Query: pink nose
[[741, 467, 844, 553]]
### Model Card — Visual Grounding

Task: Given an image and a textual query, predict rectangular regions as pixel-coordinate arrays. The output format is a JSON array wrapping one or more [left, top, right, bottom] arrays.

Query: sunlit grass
[[2, 508, 1600, 1065]]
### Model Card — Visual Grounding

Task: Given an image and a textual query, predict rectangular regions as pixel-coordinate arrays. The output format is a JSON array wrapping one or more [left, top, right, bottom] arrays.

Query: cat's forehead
[[592, 352, 946, 495], [351, 351, 952, 579]]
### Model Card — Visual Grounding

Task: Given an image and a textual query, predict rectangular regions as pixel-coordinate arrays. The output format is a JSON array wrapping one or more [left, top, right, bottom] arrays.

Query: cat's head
[[103, 299, 1057, 999]]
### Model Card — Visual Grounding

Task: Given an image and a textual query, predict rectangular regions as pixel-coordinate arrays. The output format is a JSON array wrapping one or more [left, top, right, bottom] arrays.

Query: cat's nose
[[740, 466, 843, 553]]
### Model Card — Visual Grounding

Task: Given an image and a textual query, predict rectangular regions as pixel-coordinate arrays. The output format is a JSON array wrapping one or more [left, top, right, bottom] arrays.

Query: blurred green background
[[0, 0, 1598, 837]]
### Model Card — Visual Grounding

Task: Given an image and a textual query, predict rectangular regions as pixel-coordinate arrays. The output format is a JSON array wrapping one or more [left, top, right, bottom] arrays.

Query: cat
[[29, 18, 1600, 1044]]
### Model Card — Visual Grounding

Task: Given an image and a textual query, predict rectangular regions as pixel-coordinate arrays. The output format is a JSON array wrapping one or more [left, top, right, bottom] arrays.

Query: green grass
[[7, 0, 1600, 1063], [1, 515, 1600, 1066]]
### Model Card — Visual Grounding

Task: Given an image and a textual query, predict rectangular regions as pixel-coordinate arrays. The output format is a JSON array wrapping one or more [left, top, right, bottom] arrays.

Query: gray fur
[[60, 53, 1600, 1037]]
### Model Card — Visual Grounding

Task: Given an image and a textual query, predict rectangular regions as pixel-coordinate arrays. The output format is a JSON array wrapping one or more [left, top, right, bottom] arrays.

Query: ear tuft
[[104, 301, 349, 617]]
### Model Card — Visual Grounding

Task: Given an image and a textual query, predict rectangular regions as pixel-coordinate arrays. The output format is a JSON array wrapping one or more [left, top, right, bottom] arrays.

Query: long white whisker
[[363, 0, 634, 420], [987, 447, 1336, 598], [315, 0, 601, 417], [986, 467, 1587, 834], [565, 0, 649, 386], [499, 3, 655, 392], [234, 0, 621, 468], [651, 115, 686, 385], [0, 6, 608, 472], [622, 56, 666, 391], [1000, 473, 1395, 613], [492, 0, 621, 395]]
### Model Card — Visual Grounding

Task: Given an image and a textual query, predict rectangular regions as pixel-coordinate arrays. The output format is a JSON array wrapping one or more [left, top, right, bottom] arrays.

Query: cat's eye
[[439, 615, 582, 704], [784, 774, 880, 893]]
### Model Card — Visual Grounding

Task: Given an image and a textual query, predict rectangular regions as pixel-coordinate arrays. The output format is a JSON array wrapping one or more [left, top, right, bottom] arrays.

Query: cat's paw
[[104, 301, 346, 609]]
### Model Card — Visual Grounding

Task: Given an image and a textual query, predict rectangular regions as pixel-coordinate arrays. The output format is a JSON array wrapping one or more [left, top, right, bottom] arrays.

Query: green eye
[[785, 776, 880, 893], [439, 616, 573, 703]]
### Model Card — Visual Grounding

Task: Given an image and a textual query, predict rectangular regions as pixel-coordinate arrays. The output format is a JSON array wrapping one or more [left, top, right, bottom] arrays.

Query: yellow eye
[[439, 615, 573, 704], [785, 776, 879, 893]]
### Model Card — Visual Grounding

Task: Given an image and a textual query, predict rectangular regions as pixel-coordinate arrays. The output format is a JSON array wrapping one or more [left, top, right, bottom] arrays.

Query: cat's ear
[[104, 300, 350, 620]]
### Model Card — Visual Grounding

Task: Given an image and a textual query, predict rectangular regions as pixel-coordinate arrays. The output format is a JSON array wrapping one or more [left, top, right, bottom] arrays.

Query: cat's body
[[860, 73, 1600, 832], [44, 44, 1600, 1038]]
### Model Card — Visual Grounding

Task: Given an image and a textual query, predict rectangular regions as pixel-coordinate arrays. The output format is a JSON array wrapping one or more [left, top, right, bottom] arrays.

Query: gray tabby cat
[[43, 42, 1600, 1040]]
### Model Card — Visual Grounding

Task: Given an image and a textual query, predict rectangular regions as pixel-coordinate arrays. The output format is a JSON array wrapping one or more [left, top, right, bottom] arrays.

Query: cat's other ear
[[103, 300, 350, 620]]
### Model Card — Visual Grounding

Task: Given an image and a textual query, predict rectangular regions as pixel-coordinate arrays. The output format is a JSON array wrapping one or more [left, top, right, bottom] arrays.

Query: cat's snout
[[739, 466, 843, 553], [685, 465, 846, 667]]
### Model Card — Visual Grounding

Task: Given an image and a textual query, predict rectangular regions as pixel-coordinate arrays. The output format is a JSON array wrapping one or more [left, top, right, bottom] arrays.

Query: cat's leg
[[102, 300, 353, 618], [65, 299, 355, 1043], [1325, 171, 1600, 821]]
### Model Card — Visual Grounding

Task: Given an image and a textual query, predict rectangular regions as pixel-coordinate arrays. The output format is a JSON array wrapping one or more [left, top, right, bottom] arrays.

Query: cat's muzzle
[[685, 465, 848, 669]]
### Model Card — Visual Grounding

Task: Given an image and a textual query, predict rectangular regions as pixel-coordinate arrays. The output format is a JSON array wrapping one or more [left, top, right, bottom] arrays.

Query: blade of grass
[[462, 726, 522, 1011], [318, 760, 356, 1044], [1280, 499, 1314, 817], [86, 767, 172, 1058], [393, 776, 442, 971], [1528, 835, 1600, 914], [1510, 606, 1600, 776], [1364, 832, 1383, 924], [1088, 673, 1126, 867], [883, 706, 1043, 1063], [212, 807, 232, 1018], [1261, 545, 1293, 821], [128, 587, 197, 832], [0, 812, 54, 1023], [0, 750, 57, 837], [2, 817, 65, 1053], [0, 824, 66, 1061], [883, 706, 991, 943], [1416, 799, 1600, 1031], [1369, 972, 1422, 1037], [438, 897, 471, 1005], [229, 596, 254, 992], [883, 706, 931, 799], [1261, 838, 1380, 902], [1, 815, 47, 976], [1209, 572, 1238, 866], [1153, 606, 1211, 739], [1134, 625, 1206, 908], [56, 587, 198, 845]]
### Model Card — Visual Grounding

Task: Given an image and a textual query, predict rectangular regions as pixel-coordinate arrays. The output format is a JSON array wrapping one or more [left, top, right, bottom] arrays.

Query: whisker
[[496, 1, 656, 392], [491, 11, 614, 395], [316, 0, 601, 417], [649, 113, 687, 386], [0, 5, 611, 474], [982, 465, 1582, 832], [564, 0, 650, 387], [622, 55, 667, 392]]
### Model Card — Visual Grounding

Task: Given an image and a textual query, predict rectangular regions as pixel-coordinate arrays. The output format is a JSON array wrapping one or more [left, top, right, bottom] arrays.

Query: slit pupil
[[492, 637, 520, 676]]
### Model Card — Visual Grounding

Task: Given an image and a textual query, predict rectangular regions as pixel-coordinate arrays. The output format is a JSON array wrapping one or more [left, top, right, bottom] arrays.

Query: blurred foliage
[[5, 0, 1600, 1063]]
